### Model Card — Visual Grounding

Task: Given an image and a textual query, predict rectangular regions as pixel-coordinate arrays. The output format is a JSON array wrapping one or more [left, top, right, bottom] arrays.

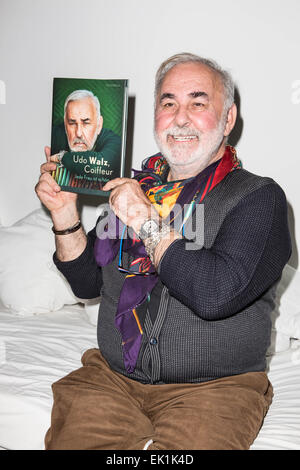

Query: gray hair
[[155, 52, 235, 112], [64, 89, 101, 121]]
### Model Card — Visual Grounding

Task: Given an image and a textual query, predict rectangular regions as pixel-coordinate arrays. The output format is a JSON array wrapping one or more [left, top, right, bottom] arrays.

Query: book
[[50, 77, 128, 196]]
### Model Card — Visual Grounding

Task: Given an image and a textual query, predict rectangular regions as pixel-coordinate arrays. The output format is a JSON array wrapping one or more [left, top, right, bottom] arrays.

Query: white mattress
[[0, 304, 98, 450], [0, 304, 299, 450]]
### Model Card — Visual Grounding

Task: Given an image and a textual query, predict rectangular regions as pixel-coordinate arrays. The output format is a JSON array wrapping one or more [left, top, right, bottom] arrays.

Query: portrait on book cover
[[50, 77, 128, 195]]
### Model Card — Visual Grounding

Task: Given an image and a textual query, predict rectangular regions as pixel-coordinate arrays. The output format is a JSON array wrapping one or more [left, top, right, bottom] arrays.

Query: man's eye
[[163, 102, 174, 108], [193, 102, 205, 107], [163, 102, 175, 110]]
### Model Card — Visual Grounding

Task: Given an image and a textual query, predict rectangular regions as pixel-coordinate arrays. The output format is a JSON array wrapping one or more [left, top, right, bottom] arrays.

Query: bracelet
[[52, 220, 82, 235], [144, 224, 171, 264]]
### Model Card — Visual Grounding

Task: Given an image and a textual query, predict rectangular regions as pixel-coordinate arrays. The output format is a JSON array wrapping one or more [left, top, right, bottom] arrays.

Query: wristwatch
[[139, 218, 171, 264], [138, 218, 160, 240]]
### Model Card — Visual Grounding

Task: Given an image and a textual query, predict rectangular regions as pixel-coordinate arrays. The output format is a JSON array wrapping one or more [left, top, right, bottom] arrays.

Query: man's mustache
[[72, 138, 88, 146]]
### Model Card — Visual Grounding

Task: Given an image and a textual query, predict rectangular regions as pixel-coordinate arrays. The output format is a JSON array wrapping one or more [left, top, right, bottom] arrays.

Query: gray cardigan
[[54, 168, 291, 384]]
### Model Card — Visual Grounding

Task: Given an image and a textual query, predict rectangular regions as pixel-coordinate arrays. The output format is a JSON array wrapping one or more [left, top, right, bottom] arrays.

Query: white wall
[[0, 0, 299, 267]]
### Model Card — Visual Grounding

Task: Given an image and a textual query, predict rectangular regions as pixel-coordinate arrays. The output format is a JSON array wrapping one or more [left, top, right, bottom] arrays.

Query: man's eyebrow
[[81, 118, 91, 122], [159, 91, 209, 102], [189, 91, 209, 99], [159, 93, 175, 102]]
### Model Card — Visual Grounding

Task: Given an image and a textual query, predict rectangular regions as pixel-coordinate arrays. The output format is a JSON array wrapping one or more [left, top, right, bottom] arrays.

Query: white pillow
[[0, 209, 77, 315]]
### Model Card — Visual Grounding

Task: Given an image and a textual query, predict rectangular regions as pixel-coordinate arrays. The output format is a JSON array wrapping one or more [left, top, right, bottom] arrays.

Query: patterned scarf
[[94, 145, 241, 373]]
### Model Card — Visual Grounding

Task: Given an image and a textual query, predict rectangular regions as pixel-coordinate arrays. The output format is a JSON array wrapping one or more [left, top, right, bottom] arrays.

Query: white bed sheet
[[251, 341, 300, 450], [0, 304, 299, 450], [0, 304, 98, 450]]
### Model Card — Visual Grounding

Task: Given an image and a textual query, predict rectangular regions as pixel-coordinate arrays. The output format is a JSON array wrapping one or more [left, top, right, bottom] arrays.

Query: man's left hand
[[102, 178, 157, 234]]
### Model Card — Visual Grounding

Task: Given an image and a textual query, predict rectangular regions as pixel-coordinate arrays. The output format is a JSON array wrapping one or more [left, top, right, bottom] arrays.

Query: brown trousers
[[45, 348, 273, 450]]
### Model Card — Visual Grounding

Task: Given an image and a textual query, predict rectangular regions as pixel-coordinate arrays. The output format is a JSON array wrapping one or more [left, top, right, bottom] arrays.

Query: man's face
[[64, 97, 103, 151], [154, 62, 232, 170]]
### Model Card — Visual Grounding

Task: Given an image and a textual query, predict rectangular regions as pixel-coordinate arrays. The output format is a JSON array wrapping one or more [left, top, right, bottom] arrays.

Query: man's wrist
[[52, 220, 82, 235], [51, 205, 80, 232], [149, 229, 182, 268]]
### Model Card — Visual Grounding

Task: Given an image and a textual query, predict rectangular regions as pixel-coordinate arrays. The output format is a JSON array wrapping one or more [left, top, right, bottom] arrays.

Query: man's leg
[[145, 372, 273, 450], [45, 348, 154, 450]]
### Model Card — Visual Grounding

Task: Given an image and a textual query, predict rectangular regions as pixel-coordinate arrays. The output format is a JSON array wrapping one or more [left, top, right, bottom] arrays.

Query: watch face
[[140, 219, 159, 239]]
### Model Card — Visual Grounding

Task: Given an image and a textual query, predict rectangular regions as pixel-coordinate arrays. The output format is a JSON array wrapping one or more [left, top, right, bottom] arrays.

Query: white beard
[[154, 114, 227, 173], [67, 127, 99, 152]]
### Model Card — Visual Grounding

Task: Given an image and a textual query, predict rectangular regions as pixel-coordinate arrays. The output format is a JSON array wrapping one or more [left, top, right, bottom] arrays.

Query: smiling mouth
[[169, 135, 198, 142]]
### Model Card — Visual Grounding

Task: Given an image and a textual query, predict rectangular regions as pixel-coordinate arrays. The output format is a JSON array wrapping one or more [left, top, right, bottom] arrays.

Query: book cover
[[50, 77, 128, 196]]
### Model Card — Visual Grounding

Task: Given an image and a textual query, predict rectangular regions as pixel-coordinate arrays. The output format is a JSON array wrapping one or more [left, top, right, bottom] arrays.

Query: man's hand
[[102, 178, 156, 235], [35, 146, 79, 231], [103, 177, 182, 268], [35, 146, 78, 216], [35, 146, 87, 262]]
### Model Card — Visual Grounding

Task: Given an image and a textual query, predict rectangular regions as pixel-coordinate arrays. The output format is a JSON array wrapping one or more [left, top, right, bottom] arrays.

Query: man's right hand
[[35, 146, 78, 214], [35, 146, 87, 262]]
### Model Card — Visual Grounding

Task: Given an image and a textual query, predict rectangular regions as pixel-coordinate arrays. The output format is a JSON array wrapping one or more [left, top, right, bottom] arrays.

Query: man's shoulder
[[225, 167, 277, 192], [207, 167, 286, 211]]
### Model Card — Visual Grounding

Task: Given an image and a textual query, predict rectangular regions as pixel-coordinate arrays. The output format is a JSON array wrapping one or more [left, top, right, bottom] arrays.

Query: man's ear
[[97, 115, 104, 135], [224, 103, 237, 137]]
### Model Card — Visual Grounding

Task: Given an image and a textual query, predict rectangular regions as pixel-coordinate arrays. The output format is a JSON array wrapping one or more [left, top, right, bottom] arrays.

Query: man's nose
[[76, 123, 83, 137], [174, 105, 190, 128]]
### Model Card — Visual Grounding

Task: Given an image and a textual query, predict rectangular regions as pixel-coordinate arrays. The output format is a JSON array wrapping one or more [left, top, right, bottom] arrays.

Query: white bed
[[0, 304, 97, 450], [0, 209, 300, 450]]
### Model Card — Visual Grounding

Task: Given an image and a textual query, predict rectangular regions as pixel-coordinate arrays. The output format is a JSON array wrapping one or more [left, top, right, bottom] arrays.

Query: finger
[[36, 187, 60, 205], [38, 175, 60, 194], [35, 179, 60, 198], [39, 172, 61, 191], [102, 179, 122, 192], [35, 181, 57, 197], [40, 161, 58, 174], [44, 146, 51, 163], [49, 153, 61, 163], [103, 177, 131, 192], [108, 189, 115, 208]]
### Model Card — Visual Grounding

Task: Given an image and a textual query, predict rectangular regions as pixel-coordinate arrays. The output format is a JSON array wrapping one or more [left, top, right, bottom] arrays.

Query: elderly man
[[51, 89, 121, 175], [36, 53, 291, 450]]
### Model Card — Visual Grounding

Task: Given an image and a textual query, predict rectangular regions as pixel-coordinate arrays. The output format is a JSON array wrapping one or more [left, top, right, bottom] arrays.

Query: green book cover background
[[50, 77, 128, 196]]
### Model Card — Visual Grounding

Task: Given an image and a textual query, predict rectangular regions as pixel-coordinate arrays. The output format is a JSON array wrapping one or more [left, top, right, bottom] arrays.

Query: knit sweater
[[54, 167, 291, 384]]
